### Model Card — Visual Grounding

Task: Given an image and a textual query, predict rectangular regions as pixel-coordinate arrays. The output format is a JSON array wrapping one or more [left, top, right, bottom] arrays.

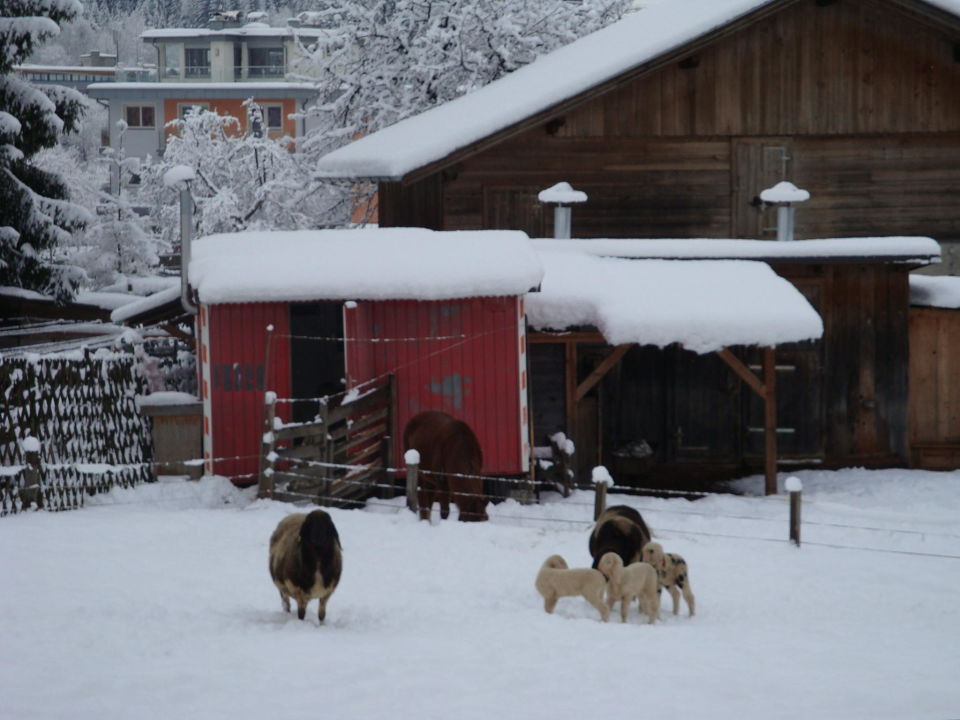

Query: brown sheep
[[588, 505, 652, 569], [269, 509, 343, 622], [534, 554, 609, 622], [642, 541, 696, 617], [403, 410, 487, 522], [597, 552, 660, 624]]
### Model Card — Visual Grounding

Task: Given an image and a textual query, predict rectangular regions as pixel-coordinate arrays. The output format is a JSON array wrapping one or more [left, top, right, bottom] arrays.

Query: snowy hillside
[[1, 467, 958, 719]]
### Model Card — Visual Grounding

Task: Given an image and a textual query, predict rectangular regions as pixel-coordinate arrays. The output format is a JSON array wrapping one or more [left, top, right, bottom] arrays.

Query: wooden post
[[258, 391, 277, 499], [593, 481, 607, 521], [20, 442, 43, 510], [404, 449, 420, 514], [763, 346, 778, 496], [382, 374, 397, 499], [786, 476, 802, 546], [592, 465, 612, 521]]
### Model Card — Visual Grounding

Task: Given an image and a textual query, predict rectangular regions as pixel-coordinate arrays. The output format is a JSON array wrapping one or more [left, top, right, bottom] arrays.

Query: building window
[[125, 105, 155, 128], [249, 103, 284, 137], [177, 102, 210, 121], [184, 48, 210, 78], [248, 47, 285, 77]]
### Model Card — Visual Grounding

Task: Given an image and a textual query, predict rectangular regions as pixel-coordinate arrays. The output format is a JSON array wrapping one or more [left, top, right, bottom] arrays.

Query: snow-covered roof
[[188, 228, 544, 305], [531, 237, 941, 264], [316, 0, 960, 180], [88, 82, 318, 96], [141, 26, 325, 40], [527, 250, 823, 353], [110, 285, 181, 324], [910, 274, 960, 309]]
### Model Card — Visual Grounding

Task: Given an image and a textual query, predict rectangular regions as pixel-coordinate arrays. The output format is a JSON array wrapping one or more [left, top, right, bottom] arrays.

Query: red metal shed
[[344, 296, 529, 474], [190, 228, 543, 484]]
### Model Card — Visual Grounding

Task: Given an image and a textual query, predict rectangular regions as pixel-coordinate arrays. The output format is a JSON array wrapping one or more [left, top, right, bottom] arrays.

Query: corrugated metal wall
[[203, 302, 291, 483], [344, 297, 525, 474]]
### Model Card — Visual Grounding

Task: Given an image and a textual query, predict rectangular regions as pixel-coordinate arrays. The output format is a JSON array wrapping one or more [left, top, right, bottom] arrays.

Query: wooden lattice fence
[[0, 350, 153, 515]]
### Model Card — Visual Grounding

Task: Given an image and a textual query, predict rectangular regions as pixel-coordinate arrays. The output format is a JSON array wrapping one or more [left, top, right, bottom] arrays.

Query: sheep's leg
[[296, 594, 307, 620], [439, 488, 450, 520], [668, 585, 681, 615], [418, 488, 432, 522], [620, 596, 630, 623], [586, 592, 610, 622], [318, 595, 329, 623], [278, 589, 291, 613], [681, 583, 696, 616], [642, 593, 658, 624], [544, 595, 558, 614]]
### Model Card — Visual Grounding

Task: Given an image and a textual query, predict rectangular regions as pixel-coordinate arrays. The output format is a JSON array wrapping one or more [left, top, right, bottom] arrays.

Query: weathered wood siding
[[381, 0, 960, 241], [909, 306, 960, 467]]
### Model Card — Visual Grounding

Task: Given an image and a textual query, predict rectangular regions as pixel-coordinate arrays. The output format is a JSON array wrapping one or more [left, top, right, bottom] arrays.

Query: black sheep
[[588, 505, 652, 569], [269, 510, 343, 622]]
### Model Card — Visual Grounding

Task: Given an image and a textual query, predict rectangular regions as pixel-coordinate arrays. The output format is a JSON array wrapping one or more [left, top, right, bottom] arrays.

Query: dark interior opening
[[290, 302, 345, 424]]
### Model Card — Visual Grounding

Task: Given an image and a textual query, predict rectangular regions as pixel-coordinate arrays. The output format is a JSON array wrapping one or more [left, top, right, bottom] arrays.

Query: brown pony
[[403, 410, 487, 522]]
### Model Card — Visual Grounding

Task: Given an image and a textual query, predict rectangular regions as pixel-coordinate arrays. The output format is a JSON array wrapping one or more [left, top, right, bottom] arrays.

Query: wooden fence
[[0, 350, 153, 516], [258, 375, 395, 507]]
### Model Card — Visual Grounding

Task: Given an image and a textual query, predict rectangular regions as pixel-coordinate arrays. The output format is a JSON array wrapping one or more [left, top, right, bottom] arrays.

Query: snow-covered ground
[[2, 467, 958, 720]]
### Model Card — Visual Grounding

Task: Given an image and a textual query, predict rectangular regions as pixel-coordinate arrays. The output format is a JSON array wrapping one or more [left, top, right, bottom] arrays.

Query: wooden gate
[[258, 375, 395, 506]]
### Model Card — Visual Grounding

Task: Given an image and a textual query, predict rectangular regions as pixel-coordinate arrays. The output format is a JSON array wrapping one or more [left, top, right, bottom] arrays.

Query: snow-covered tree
[[138, 105, 351, 243], [0, 0, 89, 301], [294, 0, 630, 162]]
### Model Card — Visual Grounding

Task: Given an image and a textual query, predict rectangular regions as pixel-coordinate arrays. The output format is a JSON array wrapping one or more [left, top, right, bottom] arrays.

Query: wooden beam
[[716, 348, 766, 397], [763, 346, 778, 496], [576, 344, 631, 402], [565, 342, 578, 443], [529, 330, 606, 344]]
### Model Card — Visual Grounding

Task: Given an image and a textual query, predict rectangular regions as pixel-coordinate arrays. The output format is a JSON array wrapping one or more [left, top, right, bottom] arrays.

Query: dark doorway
[[290, 302, 345, 424]]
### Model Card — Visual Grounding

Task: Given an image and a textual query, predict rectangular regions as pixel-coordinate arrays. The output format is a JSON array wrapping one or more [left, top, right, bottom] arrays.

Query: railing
[[235, 64, 286, 79], [184, 65, 211, 78]]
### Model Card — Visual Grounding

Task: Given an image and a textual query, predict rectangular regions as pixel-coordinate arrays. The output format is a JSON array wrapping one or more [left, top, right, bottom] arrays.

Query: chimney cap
[[760, 181, 809, 204], [538, 181, 588, 205]]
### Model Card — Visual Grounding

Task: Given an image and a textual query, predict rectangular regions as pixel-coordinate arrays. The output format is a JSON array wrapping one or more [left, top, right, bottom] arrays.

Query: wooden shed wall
[[380, 0, 960, 241], [909, 306, 960, 468]]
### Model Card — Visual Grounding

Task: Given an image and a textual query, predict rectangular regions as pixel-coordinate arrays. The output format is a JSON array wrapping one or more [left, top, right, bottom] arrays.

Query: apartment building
[[88, 12, 323, 192]]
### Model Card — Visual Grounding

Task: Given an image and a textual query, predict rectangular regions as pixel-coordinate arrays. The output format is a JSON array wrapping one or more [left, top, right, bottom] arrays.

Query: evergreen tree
[[0, 0, 89, 301]]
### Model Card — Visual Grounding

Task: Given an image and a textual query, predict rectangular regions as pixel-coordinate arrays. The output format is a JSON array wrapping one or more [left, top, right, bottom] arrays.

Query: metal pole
[[786, 476, 802, 546], [179, 186, 198, 314], [553, 205, 572, 239]]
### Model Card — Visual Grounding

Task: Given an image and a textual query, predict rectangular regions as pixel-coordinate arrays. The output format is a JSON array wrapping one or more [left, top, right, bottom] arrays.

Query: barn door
[[732, 138, 795, 239]]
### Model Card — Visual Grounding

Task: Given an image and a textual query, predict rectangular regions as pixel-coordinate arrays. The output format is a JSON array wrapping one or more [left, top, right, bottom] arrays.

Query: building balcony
[[237, 64, 287, 80]]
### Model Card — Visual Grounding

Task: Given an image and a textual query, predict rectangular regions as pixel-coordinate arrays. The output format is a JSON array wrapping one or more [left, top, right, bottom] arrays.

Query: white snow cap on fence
[[404, 449, 421, 465], [189, 228, 543, 304], [21, 436, 41, 453], [785, 476, 803, 493], [760, 181, 810, 204], [592, 466, 613, 485], [162, 165, 196, 187], [550, 431, 575, 456], [538, 182, 588, 204]]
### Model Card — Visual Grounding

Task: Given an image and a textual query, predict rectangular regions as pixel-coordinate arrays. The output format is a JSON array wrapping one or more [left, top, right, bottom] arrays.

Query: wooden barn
[[316, 0, 954, 485], [187, 228, 543, 486]]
